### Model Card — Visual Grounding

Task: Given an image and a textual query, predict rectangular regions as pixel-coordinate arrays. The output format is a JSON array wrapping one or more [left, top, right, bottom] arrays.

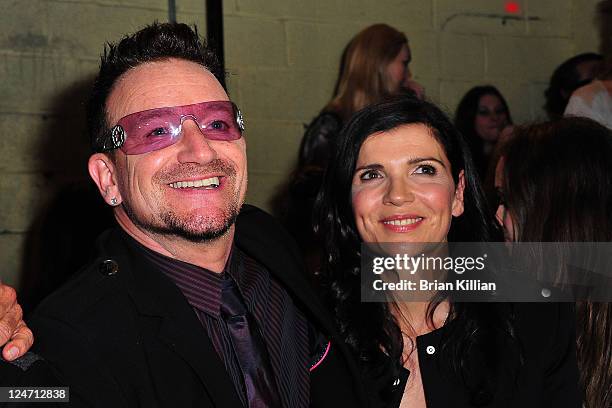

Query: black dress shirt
[[132, 239, 309, 408]]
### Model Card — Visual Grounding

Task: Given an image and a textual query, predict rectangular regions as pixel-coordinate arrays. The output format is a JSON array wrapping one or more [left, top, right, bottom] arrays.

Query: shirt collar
[[127, 235, 237, 318]]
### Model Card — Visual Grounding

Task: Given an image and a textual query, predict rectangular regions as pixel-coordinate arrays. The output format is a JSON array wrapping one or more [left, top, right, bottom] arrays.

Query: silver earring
[[110, 197, 118, 206]]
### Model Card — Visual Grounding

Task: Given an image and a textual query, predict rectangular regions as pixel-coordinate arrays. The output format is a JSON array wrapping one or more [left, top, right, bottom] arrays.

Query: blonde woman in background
[[275, 24, 423, 273], [299, 23, 422, 169]]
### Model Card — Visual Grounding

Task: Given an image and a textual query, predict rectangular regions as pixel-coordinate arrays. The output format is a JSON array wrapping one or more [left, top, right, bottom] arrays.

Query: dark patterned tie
[[220, 276, 281, 407]]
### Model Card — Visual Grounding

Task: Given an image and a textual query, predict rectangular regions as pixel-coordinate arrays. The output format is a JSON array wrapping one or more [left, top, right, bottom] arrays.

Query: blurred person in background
[[300, 23, 420, 171], [274, 24, 423, 273], [494, 118, 612, 408], [454, 86, 512, 179], [565, 66, 612, 129], [544, 53, 603, 120], [565, 1, 612, 129]]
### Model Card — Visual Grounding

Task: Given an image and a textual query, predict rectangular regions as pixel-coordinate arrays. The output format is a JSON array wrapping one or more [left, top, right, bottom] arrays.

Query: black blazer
[[366, 302, 581, 408], [1, 205, 367, 407]]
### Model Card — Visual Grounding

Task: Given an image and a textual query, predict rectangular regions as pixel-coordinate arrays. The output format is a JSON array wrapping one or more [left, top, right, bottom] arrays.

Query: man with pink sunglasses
[[0, 22, 365, 408]]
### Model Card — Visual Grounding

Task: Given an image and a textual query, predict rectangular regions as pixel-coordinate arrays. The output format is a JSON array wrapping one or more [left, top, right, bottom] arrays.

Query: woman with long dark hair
[[315, 96, 579, 407], [454, 86, 512, 178], [494, 118, 612, 407]]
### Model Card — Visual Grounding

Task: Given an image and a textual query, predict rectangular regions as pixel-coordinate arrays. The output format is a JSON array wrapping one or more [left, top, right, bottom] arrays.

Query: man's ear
[[452, 170, 465, 217], [88, 153, 122, 206]]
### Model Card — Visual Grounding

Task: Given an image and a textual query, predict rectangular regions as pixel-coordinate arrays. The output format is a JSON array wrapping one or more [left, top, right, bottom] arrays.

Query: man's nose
[[383, 178, 415, 206], [176, 119, 217, 163]]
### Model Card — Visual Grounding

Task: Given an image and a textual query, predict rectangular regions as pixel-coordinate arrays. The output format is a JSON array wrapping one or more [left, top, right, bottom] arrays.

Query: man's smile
[[168, 176, 221, 189]]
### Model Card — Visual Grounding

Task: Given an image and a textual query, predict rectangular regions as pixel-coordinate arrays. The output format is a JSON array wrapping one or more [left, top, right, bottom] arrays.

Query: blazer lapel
[[156, 309, 242, 407], [234, 206, 369, 406], [103, 229, 243, 407]]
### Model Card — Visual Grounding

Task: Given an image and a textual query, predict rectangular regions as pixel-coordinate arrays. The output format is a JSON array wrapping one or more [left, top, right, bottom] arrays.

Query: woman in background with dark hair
[[494, 118, 612, 408], [454, 86, 512, 178], [274, 24, 422, 272], [315, 96, 579, 407]]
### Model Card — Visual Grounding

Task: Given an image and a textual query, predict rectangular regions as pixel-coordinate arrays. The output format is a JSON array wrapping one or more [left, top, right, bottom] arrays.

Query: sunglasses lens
[[116, 101, 243, 154], [121, 117, 180, 155], [196, 102, 243, 142]]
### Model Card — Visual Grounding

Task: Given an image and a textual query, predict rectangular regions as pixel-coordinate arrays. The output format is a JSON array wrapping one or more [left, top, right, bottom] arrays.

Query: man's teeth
[[169, 177, 220, 189], [384, 218, 423, 226]]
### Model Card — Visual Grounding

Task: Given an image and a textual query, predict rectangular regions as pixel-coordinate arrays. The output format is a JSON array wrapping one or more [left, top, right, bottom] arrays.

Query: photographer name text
[[373, 279, 496, 292]]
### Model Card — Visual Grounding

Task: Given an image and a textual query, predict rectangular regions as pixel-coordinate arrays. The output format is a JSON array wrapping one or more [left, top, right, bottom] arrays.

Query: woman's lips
[[380, 215, 424, 232]]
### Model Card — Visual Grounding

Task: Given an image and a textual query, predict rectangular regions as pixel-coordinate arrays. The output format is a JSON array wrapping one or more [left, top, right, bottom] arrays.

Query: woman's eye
[[359, 170, 382, 181], [414, 165, 436, 175]]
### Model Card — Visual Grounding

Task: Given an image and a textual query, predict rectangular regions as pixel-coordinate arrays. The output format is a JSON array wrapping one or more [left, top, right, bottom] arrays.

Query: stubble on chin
[[122, 196, 242, 243], [122, 159, 244, 243], [160, 203, 241, 242]]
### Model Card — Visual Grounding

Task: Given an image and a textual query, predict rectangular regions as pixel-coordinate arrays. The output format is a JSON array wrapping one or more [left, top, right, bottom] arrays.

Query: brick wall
[[0, 0, 603, 287], [225, 0, 602, 213], [0, 0, 202, 286]]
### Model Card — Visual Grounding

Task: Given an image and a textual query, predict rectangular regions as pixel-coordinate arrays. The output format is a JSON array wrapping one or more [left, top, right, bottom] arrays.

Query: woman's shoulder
[[299, 110, 344, 167], [306, 110, 343, 135], [565, 80, 612, 118]]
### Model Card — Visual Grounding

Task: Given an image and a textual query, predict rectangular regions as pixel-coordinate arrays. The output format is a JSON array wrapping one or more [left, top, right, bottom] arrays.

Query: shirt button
[[426, 345, 436, 355], [100, 259, 119, 276]]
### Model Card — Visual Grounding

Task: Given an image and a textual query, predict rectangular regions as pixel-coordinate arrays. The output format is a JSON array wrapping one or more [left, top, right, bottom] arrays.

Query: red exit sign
[[505, 1, 521, 14]]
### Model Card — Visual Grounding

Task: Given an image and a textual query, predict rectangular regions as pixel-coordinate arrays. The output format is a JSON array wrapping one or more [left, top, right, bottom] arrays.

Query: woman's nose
[[383, 178, 415, 206]]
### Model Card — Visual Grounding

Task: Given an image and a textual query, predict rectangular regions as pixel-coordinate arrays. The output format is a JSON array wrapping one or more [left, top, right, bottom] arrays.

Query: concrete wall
[[0, 0, 603, 287], [225, 0, 602, 213], [0, 0, 204, 287]]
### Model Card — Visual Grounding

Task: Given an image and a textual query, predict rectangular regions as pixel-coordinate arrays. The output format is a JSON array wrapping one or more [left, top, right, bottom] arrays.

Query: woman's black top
[[364, 302, 580, 408]]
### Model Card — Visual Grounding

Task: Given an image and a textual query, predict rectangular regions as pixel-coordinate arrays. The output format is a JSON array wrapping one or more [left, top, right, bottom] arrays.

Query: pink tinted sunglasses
[[93, 100, 245, 155]]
